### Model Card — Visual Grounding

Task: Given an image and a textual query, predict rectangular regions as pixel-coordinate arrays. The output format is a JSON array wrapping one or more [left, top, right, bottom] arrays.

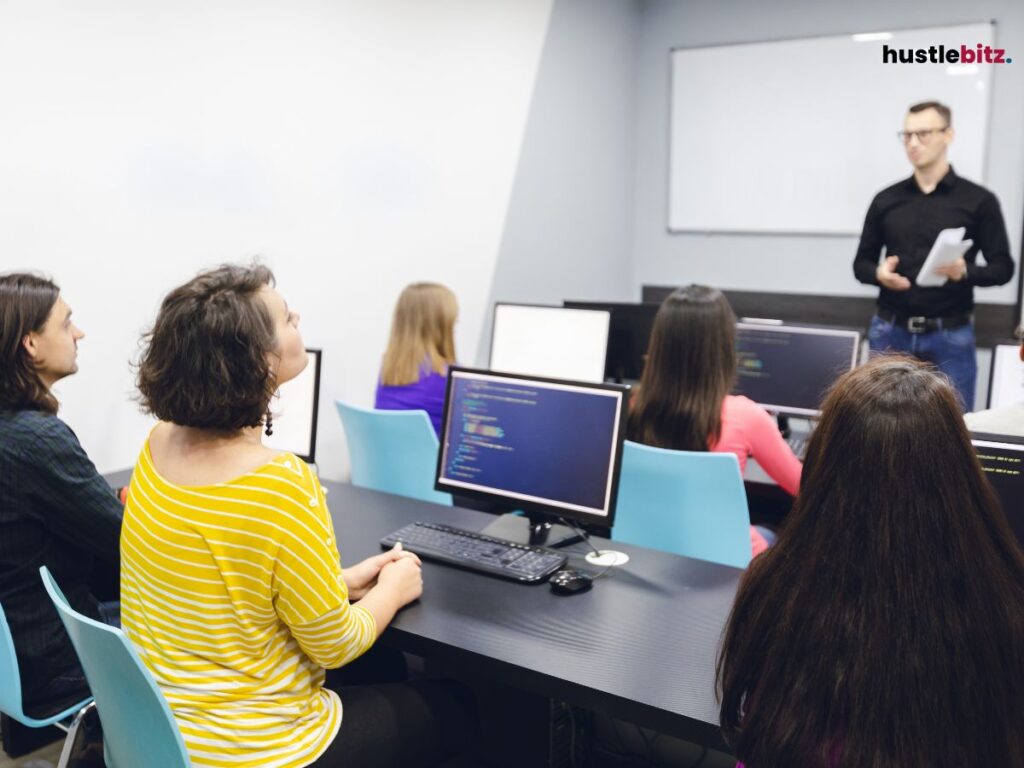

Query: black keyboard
[[787, 433, 810, 459], [380, 522, 567, 583]]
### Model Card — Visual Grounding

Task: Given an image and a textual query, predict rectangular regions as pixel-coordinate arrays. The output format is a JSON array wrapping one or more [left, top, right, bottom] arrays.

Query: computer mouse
[[549, 569, 593, 595]]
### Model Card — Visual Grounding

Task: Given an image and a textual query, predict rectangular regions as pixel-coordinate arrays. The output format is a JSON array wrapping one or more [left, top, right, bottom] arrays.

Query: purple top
[[374, 369, 448, 435]]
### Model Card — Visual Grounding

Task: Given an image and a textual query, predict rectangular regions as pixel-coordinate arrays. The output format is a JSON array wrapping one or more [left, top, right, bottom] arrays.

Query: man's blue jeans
[[867, 314, 977, 410]]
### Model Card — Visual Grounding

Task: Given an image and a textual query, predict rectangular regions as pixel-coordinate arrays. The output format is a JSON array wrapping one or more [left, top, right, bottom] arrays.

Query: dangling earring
[[264, 410, 274, 437]]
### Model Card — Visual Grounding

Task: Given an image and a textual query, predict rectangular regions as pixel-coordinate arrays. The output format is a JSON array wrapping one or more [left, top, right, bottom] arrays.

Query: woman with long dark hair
[[628, 285, 801, 553], [717, 356, 1024, 766]]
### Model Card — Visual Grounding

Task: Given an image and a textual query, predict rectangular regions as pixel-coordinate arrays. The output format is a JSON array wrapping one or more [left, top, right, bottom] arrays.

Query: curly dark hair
[[0, 273, 61, 414], [136, 263, 278, 431]]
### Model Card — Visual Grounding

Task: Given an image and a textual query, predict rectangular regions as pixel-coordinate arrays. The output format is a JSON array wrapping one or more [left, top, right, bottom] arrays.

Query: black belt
[[877, 309, 972, 334]]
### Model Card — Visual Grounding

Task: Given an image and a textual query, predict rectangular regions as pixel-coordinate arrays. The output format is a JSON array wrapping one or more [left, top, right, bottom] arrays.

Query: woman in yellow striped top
[[122, 264, 473, 768]]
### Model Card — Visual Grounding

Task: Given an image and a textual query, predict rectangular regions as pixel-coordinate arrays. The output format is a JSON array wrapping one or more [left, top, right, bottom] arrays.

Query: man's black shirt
[[853, 167, 1014, 317]]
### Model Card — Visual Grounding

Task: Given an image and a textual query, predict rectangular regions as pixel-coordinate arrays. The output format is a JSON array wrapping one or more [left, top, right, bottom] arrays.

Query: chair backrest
[[0, 601, 27, 721], [39, 568, 191, 768], [335, 402, 452, 505], [613, 441, 752, 568]]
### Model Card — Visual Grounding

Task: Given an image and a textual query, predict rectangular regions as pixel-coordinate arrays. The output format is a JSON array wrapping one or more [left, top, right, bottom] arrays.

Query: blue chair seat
[[613, 440, 752, 568], [40, 567, 191, 768], [1, 600, 94, 768], [336, 402, 453, 505]]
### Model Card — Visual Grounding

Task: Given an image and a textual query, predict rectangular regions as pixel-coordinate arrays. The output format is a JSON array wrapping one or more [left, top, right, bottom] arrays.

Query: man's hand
[[934, 256, 968, 282], [343, 543, 421, 600], [876, 255, 911, 291]]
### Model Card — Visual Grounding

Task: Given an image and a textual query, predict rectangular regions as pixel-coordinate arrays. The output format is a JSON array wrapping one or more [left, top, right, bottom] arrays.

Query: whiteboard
[[669, 23, 995, 234]]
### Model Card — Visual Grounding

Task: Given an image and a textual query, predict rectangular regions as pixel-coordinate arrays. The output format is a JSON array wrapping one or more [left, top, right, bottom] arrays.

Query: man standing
[[0, 273, 122, 747], [854, 101, 1015, 409]]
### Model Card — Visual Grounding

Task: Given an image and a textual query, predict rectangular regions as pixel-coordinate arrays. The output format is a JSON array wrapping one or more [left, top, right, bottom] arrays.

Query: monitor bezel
[[970, 431, 1024, 449], [281, 348, 321, 464], [435, 365, 630, 528], [970, 431, 1024, 545], [562, 300, 662, 382], [986, 339, 1022, 411], [734, 322, 862, 418], [489, 302, 612, 383]]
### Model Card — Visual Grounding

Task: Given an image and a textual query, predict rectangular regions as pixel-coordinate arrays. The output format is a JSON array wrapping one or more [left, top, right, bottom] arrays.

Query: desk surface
[[108, 469, 741, 748], [325, 481, 740, 747]]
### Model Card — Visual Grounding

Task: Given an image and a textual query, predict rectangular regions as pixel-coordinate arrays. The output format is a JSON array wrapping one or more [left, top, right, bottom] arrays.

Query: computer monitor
[[987, 342, 1024, 410], [489, 303, 610, 384], [436, 367, 628, 532], [734, 323, 861, 418], [266, 348, 322, 463], [562, 301, 660, 382], [971, 433, 1024, 551]]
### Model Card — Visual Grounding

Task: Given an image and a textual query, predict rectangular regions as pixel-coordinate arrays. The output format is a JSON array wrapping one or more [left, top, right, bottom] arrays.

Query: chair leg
[[55, 700, 96, 768]]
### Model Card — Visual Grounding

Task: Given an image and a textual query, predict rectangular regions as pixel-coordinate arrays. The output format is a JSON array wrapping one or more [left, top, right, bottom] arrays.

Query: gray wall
[[631, 0, 1024, 313], [477, 0, 639, 365]]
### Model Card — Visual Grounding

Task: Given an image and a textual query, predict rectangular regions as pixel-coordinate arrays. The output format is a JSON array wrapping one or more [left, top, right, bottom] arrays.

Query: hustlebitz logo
[[883, 43, 1011, 64]]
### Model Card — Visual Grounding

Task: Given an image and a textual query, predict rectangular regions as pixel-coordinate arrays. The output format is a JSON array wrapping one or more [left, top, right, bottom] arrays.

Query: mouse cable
[[556, 516, 618, 579]]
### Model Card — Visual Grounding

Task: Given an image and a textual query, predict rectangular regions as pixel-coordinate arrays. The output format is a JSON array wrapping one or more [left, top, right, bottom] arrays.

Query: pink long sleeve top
[[711, 395, 802, 496]]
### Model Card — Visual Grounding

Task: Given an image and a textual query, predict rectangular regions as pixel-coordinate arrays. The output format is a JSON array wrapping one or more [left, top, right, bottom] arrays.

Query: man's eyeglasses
[[897, 126, 949, 144]]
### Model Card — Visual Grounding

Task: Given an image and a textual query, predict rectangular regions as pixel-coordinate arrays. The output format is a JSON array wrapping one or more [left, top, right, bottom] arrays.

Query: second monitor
[[734, 323, 861, 417], [562, 301, 660, 382], [972, 433, 1024, 552], [489, 303, 610, 384]]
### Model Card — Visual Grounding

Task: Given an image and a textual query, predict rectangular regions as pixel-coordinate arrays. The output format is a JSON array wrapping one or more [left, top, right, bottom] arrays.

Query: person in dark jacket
[[0, 273, 122, 726]]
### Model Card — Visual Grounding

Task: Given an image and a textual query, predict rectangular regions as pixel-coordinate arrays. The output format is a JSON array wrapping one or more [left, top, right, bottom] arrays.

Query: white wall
[[477, 0, 638, 365], [633, 0, 1024, 313], [0, 0, 553, 479]]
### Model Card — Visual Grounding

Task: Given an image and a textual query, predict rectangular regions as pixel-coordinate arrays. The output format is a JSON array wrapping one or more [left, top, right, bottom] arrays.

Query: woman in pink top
[[627, 285, 801, 554], [718, 357, 1024, 766]]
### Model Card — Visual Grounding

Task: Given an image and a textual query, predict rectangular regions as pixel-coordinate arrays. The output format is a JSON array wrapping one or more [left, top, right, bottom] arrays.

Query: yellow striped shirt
[[121, 441, 377, 768]]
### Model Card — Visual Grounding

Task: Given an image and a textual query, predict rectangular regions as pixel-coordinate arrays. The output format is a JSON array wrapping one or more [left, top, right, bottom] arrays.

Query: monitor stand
[[481, 513, 631, 566], [481, 513, 575, 547]]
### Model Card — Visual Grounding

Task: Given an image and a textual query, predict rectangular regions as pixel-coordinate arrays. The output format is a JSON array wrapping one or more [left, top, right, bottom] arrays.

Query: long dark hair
[[627, 285, 736, 451], [0, 273, 60, 414], [717, 356, 1024, 767]]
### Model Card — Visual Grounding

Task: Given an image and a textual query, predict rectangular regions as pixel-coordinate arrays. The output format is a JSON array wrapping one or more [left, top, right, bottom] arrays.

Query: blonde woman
[[374, 282, 458, 433]]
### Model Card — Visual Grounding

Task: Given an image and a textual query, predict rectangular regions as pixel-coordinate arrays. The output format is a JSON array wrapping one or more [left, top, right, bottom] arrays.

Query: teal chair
[[0, 601, 93, 768], [335, 402, 453, 505], [39, 567, 191, 768], [613, 441, 752, 568]]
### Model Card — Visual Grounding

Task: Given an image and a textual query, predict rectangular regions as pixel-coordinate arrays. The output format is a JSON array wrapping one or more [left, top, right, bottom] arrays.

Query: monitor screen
[[988, 342, 1024, 410], [972, 434, 1024, 550], [489, 303, 610, 384], [734, 324, 861, 417], [266, 349, 321, 463], [436, 368, 628, 527], [562, 301, 660, 382]]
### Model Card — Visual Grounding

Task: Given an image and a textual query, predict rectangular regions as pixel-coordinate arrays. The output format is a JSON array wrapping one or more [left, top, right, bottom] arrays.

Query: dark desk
[[325, 481, 741, 748], [107, 470, 741, 749]]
